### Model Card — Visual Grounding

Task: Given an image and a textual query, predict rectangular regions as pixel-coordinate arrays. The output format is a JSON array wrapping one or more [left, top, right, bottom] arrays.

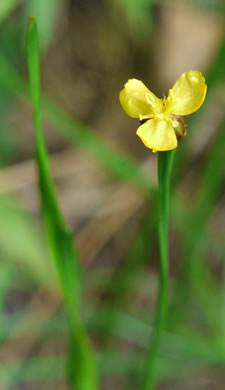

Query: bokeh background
[[0, 0, 224, 389]]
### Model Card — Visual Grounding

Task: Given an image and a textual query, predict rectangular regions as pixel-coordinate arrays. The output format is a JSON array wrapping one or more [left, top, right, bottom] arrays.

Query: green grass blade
[[24, 0, 62, 48], [26, 17, 98, 390]]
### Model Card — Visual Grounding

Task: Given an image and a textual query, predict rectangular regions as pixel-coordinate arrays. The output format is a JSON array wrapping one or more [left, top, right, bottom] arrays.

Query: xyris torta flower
[[119, 70, 207, 152]]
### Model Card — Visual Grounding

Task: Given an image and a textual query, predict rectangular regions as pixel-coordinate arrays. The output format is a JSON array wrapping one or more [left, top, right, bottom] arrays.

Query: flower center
[[139, 93, 179, 128]]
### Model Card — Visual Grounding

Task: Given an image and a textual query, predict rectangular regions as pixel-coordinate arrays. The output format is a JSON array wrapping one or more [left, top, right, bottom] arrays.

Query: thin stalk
[[142, 150, 175, 390]]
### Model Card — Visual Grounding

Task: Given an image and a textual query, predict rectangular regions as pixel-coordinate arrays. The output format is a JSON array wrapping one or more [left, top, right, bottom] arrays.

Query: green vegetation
[[0, 1, 224, 389]]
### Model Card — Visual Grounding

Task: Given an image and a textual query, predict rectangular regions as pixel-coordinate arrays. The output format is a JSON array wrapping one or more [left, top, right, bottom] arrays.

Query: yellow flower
[[119, 70, 207, 152]]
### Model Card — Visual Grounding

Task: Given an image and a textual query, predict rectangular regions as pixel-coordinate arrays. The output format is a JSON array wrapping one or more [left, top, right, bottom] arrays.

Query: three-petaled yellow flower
[[119, 70, 207, 152]]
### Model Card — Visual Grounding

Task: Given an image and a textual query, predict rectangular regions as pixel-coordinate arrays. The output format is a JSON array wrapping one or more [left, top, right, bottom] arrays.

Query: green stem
[[143, 150, 175, 390]]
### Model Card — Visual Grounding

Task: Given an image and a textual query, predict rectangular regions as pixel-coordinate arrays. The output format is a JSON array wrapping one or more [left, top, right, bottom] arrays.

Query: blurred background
[[0, 0, 224, 389]]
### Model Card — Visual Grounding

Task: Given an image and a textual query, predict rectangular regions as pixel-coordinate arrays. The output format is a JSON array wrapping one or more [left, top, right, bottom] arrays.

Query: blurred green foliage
[[0, 0, 21, 23], [0, 0, 224, 389]]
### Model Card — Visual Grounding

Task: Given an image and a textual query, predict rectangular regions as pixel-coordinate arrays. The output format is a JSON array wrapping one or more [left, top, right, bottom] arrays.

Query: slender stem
[[142, 150, 175, 390]]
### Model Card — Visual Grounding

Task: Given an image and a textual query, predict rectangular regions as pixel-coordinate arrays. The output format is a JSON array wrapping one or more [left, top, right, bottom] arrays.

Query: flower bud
[[171, 114, 187, 141]]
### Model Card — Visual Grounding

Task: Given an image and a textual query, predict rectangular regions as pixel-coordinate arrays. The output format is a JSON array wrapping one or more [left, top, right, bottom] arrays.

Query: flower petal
[[119, 79, 153, 118], [136, 119, 177, 151], [167, 70, 207, 115]]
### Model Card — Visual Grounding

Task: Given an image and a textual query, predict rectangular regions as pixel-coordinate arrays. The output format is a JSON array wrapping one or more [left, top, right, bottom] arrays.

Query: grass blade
[[24, 0, 62, 48], [26, 16, 98, 390]]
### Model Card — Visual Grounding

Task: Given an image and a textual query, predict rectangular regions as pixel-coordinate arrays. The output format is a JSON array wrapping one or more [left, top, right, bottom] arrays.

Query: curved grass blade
[[26, 16, 98, 390]]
